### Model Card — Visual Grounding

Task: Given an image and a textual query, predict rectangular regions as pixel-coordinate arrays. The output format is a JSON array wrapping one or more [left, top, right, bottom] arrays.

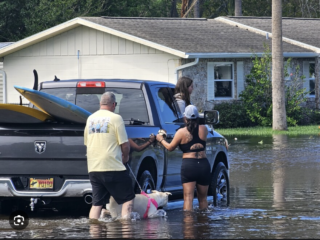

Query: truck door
[[153, 86, 184, 192]]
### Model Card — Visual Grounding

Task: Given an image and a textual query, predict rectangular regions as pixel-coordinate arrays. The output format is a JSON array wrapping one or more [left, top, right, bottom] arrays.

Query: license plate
[[29, 178, 54, 189]]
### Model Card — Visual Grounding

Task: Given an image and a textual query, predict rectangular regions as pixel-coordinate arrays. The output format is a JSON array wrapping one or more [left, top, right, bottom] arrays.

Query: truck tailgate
[[0, 125, 87, 176]]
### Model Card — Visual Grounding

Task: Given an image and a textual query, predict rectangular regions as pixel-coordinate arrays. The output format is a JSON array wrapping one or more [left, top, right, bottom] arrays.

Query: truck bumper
[[0, 178, 92, 197]]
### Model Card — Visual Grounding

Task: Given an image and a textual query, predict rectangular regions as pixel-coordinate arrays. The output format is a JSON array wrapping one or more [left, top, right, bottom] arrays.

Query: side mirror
[[204, 110, 219, 125]]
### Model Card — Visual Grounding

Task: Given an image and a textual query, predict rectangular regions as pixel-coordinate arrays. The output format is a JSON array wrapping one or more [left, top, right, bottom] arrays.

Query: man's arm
[[121, 141, 130, 164], [84, 125, 88, 146], [116, 115, 130, 164]]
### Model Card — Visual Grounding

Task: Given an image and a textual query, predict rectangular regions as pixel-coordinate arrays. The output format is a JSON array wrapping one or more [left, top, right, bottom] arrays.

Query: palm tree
[[272, 0, 287, 130]]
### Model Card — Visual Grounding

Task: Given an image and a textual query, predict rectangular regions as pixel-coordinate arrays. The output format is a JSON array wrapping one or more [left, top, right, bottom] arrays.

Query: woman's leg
[[183, 182, 196, 211], [196, 184, 209, 210]]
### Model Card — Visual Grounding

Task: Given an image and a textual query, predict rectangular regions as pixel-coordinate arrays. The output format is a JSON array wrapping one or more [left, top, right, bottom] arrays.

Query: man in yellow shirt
[[84, 92, 135, 220]]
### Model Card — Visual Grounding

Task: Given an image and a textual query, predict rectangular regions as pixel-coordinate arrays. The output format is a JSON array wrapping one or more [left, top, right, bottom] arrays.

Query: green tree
[[240, 46, 309, 127], [242, 0, 272, 16], [2, 0, 320, 42], [284, 60, 309, 126], [24, 0, 110, 36], [0, 0, 29, 41], [240, 47, 273, 126], [198, 0, 320, 18], [0, 0, 173, 42]]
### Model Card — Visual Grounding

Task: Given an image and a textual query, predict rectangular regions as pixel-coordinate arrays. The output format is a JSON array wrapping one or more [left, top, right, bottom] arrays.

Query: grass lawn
[[214, 125, 320, 136]]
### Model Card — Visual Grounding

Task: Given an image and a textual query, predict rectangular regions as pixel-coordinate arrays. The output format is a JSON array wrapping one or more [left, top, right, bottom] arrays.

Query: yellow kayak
[[0, 104, 54, 123]]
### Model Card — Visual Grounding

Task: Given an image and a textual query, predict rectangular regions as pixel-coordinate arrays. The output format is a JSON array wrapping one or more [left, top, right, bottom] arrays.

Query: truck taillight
[[77, 82, 105, 87]]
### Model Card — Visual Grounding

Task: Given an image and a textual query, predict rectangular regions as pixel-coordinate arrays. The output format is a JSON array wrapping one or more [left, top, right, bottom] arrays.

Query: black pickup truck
[[0, 79, 229, 212]]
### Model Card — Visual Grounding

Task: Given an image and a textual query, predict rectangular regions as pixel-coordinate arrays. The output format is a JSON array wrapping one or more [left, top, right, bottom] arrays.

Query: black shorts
[[181, 158, 211, 185], [89, 170, 135, 206]]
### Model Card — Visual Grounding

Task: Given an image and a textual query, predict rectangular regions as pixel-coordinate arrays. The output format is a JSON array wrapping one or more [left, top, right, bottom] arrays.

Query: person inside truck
[[174, 76, 194, 115], [156, 105, 210, 211], [157, 88, 176, 115], [84, 92, 135, 221]]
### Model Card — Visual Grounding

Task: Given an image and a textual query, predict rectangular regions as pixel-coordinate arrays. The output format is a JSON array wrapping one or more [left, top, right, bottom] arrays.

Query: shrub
[[305, 109, 320, 125], [214, 101, 256, 128], [284, 59, 309, 126], [239, 45, 309, 127], [239, 47, 273, 126]]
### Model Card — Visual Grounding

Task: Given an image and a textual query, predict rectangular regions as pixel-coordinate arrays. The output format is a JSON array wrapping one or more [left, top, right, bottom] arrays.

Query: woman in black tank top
[[156, 105, 210, 211]]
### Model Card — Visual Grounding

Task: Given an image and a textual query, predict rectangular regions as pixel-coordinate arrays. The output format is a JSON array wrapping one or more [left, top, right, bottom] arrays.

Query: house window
[[207, 62, 234, 100], [309, 63, 315, 95], [303, 61, 315, 97], [284, 61, 292, 81], [214, 63, 233, 98]]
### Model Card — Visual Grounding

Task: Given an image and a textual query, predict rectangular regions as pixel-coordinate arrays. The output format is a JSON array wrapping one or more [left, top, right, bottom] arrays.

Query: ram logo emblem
[[34, 141, 46, 154]]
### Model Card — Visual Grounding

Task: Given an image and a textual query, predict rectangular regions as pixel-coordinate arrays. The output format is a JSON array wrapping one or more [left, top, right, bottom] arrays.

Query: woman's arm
[[129, 135, 156, 152], [175, 99, 186, 115], [156, 129, 182, 151], [199, 125, 208, 141]]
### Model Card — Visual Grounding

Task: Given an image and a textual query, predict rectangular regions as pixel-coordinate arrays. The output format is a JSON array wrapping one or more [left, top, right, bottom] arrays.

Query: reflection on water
[[182, 210, 212, 239], [272, 134, 287, 210], [0, 135, 320, 238], [271, 135, 288, 238]]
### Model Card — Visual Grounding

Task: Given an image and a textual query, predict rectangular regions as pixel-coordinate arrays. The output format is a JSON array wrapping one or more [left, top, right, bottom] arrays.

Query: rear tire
[[210, 162, 230, 207], [137, 170, 155, 194]]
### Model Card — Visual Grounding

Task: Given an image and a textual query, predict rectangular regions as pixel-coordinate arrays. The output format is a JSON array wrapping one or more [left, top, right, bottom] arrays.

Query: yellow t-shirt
[[84, 110, 128, 172]]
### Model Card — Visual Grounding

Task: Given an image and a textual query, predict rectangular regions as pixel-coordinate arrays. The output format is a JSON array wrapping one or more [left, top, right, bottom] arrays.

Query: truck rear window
[[41, 88, 149, 124]]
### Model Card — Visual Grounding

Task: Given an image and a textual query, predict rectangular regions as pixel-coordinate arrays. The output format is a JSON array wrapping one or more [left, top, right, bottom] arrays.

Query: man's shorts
[[89, 170, 135, 206]]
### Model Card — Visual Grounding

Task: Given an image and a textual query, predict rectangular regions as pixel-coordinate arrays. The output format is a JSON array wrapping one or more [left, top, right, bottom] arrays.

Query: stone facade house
[[0, 17, 318, 111]]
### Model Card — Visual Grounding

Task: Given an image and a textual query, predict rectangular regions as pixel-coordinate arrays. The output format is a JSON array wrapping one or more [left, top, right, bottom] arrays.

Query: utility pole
[[272, 0, 287, 130]]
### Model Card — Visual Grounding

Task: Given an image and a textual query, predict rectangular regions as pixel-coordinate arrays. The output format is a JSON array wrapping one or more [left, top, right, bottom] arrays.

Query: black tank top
[[179, 125, 206, 153]]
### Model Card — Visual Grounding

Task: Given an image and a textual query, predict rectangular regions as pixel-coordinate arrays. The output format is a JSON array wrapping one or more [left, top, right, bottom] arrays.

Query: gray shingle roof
[[0, 42, 14, 49], [81, 17, 311, 54], [222, 16, 320, 49]]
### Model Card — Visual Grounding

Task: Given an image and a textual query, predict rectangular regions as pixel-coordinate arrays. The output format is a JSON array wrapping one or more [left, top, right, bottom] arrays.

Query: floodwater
[[0, 134, 320, 239]]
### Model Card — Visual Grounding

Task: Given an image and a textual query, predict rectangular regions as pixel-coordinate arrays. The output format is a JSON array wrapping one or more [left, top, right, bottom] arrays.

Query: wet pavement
[[0, 134, 320, 239]]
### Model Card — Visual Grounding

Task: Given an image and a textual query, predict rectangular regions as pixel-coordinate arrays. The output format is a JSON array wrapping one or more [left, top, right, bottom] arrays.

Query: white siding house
[[0, 62, 3, 103], [3, 25, 180, 104], [0, 42, 14, 103]]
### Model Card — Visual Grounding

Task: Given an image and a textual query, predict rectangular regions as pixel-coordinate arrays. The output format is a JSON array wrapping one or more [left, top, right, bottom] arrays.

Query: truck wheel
[[138, 170, 155, 194], [210, 162, 230, 207]]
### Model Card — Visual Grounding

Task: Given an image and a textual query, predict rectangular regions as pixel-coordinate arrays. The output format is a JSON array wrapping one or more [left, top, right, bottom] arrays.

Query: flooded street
[[0, 134, 319, 239]]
